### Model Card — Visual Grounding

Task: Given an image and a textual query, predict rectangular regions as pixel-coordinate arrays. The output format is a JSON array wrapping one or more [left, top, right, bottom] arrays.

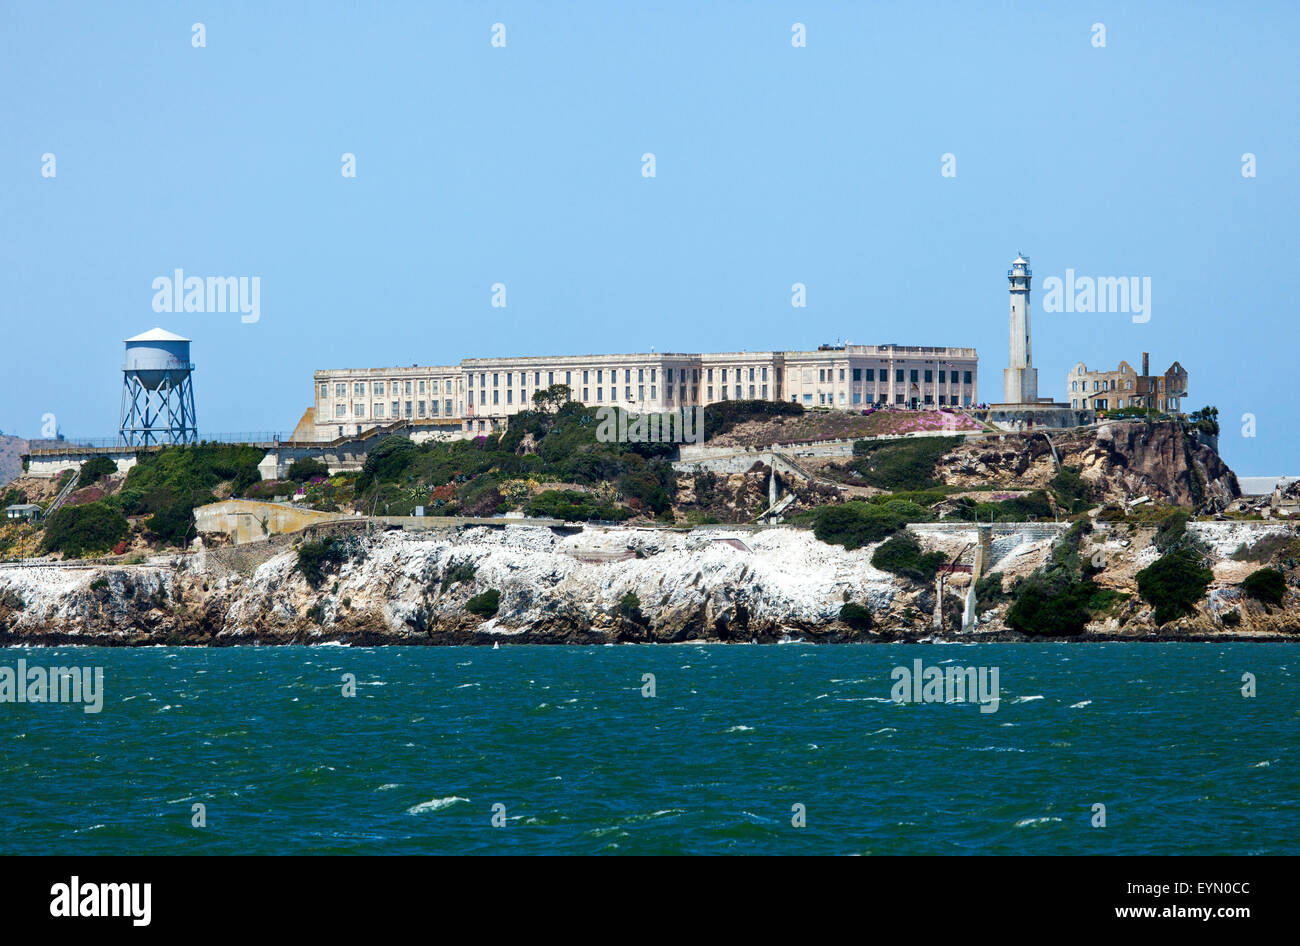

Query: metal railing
[[33, 432, 290, 450]]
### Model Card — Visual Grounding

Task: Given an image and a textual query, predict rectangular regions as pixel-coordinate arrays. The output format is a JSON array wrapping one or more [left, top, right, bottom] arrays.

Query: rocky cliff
[[0, 517, 1295, 645]]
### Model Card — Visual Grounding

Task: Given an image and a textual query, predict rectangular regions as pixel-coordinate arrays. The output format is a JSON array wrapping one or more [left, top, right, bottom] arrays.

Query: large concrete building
[[301, 342, 979, 442], [1067, 352, 1188, 412]]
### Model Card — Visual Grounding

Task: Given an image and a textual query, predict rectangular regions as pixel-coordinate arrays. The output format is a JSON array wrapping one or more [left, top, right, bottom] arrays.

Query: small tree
[[287, 457, 329, 481], [467, 588, 500, 618], [1136, 548, 1213, 625], [1241, 568, 1286, 606]]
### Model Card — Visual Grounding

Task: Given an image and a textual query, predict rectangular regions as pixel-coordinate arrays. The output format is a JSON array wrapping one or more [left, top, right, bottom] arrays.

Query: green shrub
[[466, 588, 500, 618], [1006, 577, 1098, 636], [287, 457, 329, 481], [870, 531, 947, 582], [839, 602, 872, 631], [525, 490, 629, 522], [119, 443, 262, 514], [295, 535, 364, 589], [1048, 465, 1096, 514], [811, 501, 904, 550], [440, 558, 478, 592], [617, 591, 647, 625], [1153, 509, 1191, 553], [76, 456, 118, 489], [1240, 568, 1286, 606], [945, 490, 1054, 523], [144, 500, 197, 545], [974, 570, 1008, 612], [848, 436, 962, 489], [40, 502, 129, 558], [1135, 549, 1214, 625]]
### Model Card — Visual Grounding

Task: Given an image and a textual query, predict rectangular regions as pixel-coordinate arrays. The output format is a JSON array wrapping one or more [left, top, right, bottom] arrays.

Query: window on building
[[492, 391, 499, 405], [963, 371, 972, 384], [404, 401, 412, 418], [924, 370, 933, 383], [582, 387, 589, 400], [865, 368, 875, 382], [418, 401, 425, 417], [335, 404, 345, 418], [418, 381, 425, 394], [320, 383, 328, 398], [761, 385, 767, 398], [896, 370, 904, 383], [392, 400, 399, 416], [910, 370, 919, 383], [335, 383, 346, 397]]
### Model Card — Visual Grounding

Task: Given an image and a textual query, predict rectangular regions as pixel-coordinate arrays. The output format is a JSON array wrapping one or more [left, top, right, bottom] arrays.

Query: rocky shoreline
[[1, 523, 1295, 647]]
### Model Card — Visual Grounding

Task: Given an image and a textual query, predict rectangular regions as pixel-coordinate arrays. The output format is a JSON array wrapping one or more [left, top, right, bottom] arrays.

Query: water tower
[[119, 328, 198, 446]]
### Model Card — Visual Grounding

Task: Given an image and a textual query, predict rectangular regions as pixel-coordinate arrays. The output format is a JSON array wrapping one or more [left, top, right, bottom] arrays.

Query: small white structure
[[4, 504, 42, 521]]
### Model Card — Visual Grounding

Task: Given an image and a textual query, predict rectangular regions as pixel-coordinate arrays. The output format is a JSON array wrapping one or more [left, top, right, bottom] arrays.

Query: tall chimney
[[1142, 351, 1149, 376]]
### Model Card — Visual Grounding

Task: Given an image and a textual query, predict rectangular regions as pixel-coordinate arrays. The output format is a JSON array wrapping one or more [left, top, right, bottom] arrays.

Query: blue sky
[[2, 1, 1296, 473]]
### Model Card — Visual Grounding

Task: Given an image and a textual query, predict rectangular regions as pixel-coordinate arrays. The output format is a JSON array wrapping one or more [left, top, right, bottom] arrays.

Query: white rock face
[[0, 526, 908, 644]]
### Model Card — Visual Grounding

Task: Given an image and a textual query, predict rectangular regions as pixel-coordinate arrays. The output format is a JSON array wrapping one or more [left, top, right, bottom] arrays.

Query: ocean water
[[1, 643, 1296, 855]]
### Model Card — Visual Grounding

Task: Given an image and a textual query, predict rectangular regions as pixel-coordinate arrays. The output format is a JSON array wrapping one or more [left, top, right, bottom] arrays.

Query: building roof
[[125, 327, 190, 343], [5, 504, 42, 512], [1238, 476, 1300, 497]]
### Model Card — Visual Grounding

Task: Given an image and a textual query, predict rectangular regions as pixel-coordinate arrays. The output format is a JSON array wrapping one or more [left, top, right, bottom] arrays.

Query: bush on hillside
[[870, 531, 947, 583], [466, 588, 500, 618], [1240, 567, 1286, 606], [286, 458, 329, 481], [839, 602, 873, 631], [811, 502, 905, 550], [40, 501, 129, 559], [76, 456, 118, 489], [525, 490, 630, 522], [1135, 548, 1214, 625], [847, 436, 963, 490]]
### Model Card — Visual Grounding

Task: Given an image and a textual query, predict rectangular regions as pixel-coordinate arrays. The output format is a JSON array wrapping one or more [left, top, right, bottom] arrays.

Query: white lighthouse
[[1002, 255, 1038, 405]]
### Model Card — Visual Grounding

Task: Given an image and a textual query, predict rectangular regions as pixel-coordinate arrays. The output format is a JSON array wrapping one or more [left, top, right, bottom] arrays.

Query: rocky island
[[1, 404, 1295, 645]]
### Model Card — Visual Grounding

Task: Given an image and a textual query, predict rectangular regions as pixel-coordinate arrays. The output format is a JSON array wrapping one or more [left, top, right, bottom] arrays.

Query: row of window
[[324, 379, 456, 399], [323, 366, 974, 402], [801, 392, 973, 407], [1071, 377, 1169, 393], [334, 399, 456, 419], [828, 368, 974, 384]]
